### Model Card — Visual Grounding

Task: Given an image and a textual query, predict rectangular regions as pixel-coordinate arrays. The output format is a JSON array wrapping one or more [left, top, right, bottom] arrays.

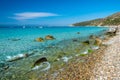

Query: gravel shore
[[42, 28, 120, 80], [92, 31, 120, 80]]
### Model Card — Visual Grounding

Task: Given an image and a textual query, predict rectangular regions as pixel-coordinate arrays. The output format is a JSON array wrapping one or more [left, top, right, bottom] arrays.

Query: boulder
[[32, 57, 47, 68], [45, 35, 55, 40], [106, 27, 118, 37], [35, 37, 44, 42], [94, 37, 102, 46]]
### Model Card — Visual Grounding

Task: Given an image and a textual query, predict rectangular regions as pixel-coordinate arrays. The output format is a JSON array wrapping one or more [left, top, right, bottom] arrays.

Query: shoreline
[[0, 27, 115, 80], [41, 27, 120, 80], [43, 45, 107, 80], [92, 29, 120, 79]]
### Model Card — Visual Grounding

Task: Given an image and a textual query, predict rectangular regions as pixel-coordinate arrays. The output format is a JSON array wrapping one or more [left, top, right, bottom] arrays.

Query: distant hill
[[72, 12, 120, 27]]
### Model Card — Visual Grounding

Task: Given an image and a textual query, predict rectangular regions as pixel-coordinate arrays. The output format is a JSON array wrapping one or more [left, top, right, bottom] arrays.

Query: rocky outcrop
[[35, 37, 44, 42], [105, 27, 119, 36], [45, 35, 55, 40]]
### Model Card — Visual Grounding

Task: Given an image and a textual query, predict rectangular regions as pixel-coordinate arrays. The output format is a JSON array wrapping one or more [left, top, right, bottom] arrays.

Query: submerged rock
[[4, 65, 9, 70], [35, 37, 44, 42], [8, 38, 21, 41], [72, 39, 78, 42], [89, 35, 96, 39], [45, 35, 55, 40], [0, 62, 9, 70], [6, 53, 29, 62], [82, 40, 90, 45], [77, 32, 80, 34]]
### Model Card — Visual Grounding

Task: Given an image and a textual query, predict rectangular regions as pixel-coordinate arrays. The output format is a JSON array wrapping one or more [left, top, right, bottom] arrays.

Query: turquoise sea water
[[0, 26, 108, 61], [0, 26, 109, 79]]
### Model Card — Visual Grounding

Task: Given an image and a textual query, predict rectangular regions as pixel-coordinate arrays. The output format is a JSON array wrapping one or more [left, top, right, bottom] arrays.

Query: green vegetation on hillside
[[73, 12, 120, 26]]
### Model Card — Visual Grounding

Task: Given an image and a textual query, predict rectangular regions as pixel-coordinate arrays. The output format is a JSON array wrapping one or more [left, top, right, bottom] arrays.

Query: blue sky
[[0, 0, 120, 26]]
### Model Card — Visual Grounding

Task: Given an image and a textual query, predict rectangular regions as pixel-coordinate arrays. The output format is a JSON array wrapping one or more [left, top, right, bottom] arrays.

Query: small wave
[[32, 62, 51, 71], [62, 56, 72, 62], [6, 53, 28, 62]]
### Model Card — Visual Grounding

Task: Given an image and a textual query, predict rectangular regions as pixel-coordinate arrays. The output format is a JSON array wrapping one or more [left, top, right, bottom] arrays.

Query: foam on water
[[61, 56, 72, 62], [32, 62, 51, 71]]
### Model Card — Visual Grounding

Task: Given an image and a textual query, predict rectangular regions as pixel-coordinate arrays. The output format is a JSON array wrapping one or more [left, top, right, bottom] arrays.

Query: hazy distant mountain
[[73, 12, 120, 27]]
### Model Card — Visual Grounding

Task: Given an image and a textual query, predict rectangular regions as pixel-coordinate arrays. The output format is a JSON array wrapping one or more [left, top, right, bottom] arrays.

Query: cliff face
[[73, 12, 120, 27]]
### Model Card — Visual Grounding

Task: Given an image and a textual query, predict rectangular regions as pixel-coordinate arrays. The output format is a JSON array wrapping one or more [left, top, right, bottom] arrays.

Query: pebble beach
[[41, 27, 120, 80], [92, 28, 120, 80]]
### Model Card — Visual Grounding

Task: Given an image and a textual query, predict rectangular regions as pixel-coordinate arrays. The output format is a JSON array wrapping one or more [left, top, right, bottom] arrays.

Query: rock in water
[[95, 37, 102, 46], [82, 40, 90, 45], [35, 37, 44, 42], [89, 35, 96, 39], [45, 35, 55, 40], [77, 32, 80, 34], [6, 53, 29, 62], [106, 27, 118, 37], [0, 62, 9, 70], [32, 57, 48, 68]]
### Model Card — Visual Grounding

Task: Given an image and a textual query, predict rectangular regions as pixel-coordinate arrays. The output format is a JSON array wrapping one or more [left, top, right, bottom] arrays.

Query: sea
[[0, 26, 109, 79], [0, 26, 108, 61]]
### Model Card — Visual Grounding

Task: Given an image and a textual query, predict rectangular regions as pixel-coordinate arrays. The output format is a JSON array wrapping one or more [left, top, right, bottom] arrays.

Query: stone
[[82, 40, 90, 45], [32, 57, 48, 68], [94, 37, 102, 46], [77, 32, 80, 34], [6, 53, 30, 62], [35, 37, 44, 42], [89, 35, 96, 39], [8, 38, 21, 41], [45, 35, 55, 40], [105, 27, 118, 37]]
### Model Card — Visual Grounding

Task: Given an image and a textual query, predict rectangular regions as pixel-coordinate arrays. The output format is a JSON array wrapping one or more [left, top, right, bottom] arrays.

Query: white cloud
[[9, 12, 59, 20]]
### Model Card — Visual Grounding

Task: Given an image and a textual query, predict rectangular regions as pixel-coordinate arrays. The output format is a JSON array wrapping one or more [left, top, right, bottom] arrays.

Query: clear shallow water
[[0, 26, 108, 61]]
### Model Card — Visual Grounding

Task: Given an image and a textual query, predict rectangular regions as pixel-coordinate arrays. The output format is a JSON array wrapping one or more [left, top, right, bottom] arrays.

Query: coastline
[[0, 27, 116, 80], [41, 27, 120, 80], [92, 28, 120, 79]]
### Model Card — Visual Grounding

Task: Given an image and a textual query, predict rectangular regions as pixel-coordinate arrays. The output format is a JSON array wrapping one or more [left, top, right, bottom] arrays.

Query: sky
[[0, 0, 120, 26]]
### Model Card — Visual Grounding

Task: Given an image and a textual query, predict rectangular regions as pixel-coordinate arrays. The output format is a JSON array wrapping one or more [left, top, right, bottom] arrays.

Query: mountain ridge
[[72, 12, 120, 27]]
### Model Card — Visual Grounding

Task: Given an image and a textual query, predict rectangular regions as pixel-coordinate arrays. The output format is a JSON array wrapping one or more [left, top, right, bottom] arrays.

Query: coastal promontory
[[73, 12, 120, 27]]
